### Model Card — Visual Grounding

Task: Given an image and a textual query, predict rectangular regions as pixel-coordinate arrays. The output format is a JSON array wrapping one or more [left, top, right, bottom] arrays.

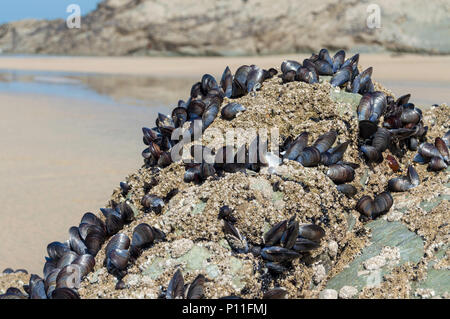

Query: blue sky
[[0, 1, 102, 24]]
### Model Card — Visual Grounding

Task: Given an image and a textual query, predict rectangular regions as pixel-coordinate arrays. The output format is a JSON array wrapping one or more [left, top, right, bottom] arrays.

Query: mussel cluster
[[184, 134, 275, 183], [2, 268, 27, 274], [282, 130, 357, 197], [358, 93, 429, 163], [387, 165, 420, 192], [220, 209, 325, 274], [3, 47, 448, 300], [1, 180, 166, 299], [141, 65, 277, 169], [104, 223, 165, 288], [164, 269, 206, 299], [413, 131, 449, 171], [280, 49, 373, 95], [261, 218, 325, 273], [355, 192, 393, 220]]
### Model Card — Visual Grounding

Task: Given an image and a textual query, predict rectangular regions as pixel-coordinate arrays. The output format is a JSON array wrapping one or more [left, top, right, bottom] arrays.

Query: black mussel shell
[[105, 233, 130, 257], [428, 156, 448, 171], [56, 251, 78, 269], [72, 254, 95, 278], [283, 132, 309, 161], [442, 130, 450, 147], [419, 142, 443, 160], [297, 146, 321, 167], [320, 141, 349, 166], [29, 274, 47, 299], [314, 59, 333, 75], [435, 137, 449, 162], [131, 223, 155, 250], [281, 60, 301, 74], [141, 194, 164, 213], [360, 144, 382, 163], [359, 120, 378, 140], [201, 74, 219, 95], [246, 66, 265, 92], [332, 50, 345, 72], [119, 181, 130, 196], [371, 192, 393, 219], [84, 224, 107, 256], [187, 99, 206, 120], [264, 220, 287, 246], [312, 130, 337, 154], [326, 164, 355, 184], [388, 176, 413, 192], [265, 262, 288, 273], [282, 70, 296, 83], [47, 242, 71, 262], [116, 201, 135, 224], [52, 287, 80, 299], [107, 249, 130, 272], [186, 274, 206, 299], [298, 224, 325, 242], [220, 66, 233, 98], [292, 237, 321, 252], [172, 107, 188, 128], [190, 82, 203, 99], [280, 220, 299, 249], [356, 195, 373, 218], [218, 205, 236, 223], [263, 287, 287, 299], [330, 65, 352, 87], [336, 184, 357, 197], [56, 264, 82, 290], [105, 213, 124, 236], [221, 102, 246, 120], [166, 269, 185, 299], [261, 246, 300, 262], [400, 108, 421, 125], [202, 101, 220, 131], [372, 127, 391, 153]]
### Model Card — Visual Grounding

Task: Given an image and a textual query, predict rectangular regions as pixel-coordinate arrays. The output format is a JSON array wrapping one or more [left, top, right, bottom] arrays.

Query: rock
[[319, 289, 338, 299], [328, 240, 338, 259], [0, 0, 449, 56], [414, 288, 435, 299], [170, 238, 194, 258], [326, 220, 424, 293], [339, 285, 358, 299], [363, 255, 386, 271], [313, 264, 327, 284]]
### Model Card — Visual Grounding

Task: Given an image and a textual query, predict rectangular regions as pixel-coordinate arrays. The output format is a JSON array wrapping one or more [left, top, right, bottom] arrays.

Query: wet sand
[[1, 54, 449, 105], [0, 93, 169, 273], [0, 54, 448, 274]]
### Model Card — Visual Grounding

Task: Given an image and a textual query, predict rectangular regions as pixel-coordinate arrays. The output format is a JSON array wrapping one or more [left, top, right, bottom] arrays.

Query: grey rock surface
[[0, 0, 449, 56]]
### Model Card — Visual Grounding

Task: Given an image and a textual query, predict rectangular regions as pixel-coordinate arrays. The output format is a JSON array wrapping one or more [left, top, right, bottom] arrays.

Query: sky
[[0, 0, 103, 24]]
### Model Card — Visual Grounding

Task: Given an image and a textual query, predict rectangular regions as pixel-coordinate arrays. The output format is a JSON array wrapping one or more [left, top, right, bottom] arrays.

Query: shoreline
[[1, 54, 449, 106], [0, 54, 448, 81]]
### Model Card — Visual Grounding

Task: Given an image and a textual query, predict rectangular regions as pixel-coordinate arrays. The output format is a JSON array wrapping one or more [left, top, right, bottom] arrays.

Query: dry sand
[[0, 53, 448, 275]]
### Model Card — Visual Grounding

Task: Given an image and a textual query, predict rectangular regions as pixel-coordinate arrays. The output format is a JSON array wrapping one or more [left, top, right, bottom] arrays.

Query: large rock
[[0, 0, 449, 56]]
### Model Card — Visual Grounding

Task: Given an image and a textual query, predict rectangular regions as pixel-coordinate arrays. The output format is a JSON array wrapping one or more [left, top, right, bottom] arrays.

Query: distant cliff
[[0, 0, 449, 56]]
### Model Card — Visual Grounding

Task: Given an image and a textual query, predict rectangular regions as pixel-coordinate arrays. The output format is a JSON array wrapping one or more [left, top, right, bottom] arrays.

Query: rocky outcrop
[[0, 0, 449, 56]]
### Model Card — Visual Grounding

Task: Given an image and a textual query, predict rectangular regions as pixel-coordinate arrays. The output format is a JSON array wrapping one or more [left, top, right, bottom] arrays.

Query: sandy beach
[[1, 54, 449, 105], [0, 93, 169, 273], [0, 54, 449, 274]]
